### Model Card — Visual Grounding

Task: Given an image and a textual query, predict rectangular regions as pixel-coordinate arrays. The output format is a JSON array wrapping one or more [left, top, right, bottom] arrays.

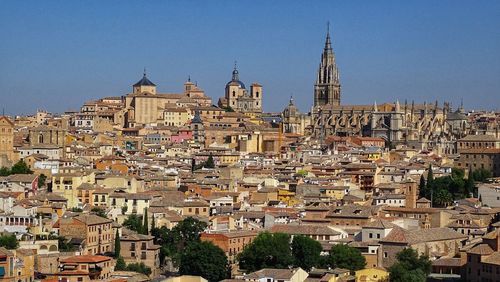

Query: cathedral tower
[[314, 23, 341, 107]]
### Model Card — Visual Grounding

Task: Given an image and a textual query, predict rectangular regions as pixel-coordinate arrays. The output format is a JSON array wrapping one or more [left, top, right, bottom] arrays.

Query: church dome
[[133, 72, 156, 87], [226, 65, 246, 89]]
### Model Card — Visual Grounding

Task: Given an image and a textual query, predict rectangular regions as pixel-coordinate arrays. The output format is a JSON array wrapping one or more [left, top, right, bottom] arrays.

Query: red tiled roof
[[60, 255, 111, 264]]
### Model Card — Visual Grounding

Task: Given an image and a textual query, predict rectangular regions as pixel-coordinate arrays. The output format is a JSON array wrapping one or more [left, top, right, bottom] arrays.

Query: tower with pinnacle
[[314, 23, 341, 107]]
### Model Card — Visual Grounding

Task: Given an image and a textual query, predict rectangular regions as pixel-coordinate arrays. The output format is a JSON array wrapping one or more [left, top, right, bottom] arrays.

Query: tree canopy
[[122, 214, 143, 233], [324, 244, 366, 272], [291, 235, 322, 271], [125, 262, 152, 276], [0, 234, 18, 249], [115, 256, 126, 271], [114, 229, 121, 258], [179, 241, 230, 282], [11, 160, 33, 174], [237, 232, 294, 272], [388, 248, 431, 282], [151, 217, 208, 264]]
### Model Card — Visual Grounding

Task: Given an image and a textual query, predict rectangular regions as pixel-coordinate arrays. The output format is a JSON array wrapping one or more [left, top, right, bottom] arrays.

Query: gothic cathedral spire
[[314, 22, 341, 107]]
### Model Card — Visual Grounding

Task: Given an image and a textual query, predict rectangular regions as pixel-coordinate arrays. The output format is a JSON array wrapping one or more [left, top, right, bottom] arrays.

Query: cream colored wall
[[52, 172, 95, 208]]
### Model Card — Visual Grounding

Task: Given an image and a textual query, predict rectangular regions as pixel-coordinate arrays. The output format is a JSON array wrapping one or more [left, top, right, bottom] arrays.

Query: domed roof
[[133, 71, 156, 87], [226, 65, 245, 89]]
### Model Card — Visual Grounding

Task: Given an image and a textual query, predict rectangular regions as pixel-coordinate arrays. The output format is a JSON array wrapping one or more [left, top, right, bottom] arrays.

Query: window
[[384, 252, 388, 258]]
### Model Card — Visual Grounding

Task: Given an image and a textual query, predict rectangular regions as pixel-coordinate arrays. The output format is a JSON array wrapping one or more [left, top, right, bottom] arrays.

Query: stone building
[[379, 227, 467, 268], [313, 24, 341, 107], [309, 28, 469, 153], [57, 214, 114, 255], [120, 229, 161, 277], [0, 116, 15, 166], [218, 64, 263, 114], [28, 125, 66, 147], [124, 71, 211, 127], [456, 134, 500, 177], [282, 97, 310, 135]]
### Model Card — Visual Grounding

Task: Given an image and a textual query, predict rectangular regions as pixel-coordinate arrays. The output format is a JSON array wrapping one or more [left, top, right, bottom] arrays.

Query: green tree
[[142, 208, 149, 235], [38, 173, 47, 189], [122, 214, 143, 233], [91, 207, 107, 218], [388, 248, 431, 282], [324, 244, 366, 272], [114, 229, 121, 258], [179, 241, 230, 282], [426, 164, 434, 200], [433, 189, 453, 207], [223, 106, 235, 112], [0, 234, 18, 249], [115, 256, 126, 271], [473, 168, 492, 182], [126, 262, 152, 276], [58, 236, 76, 252], [0, 167, 10, 176], [238, 232, 293, 272], [10, 160, 33, 174], [296, 170, 308, 178], [205, 154, 215, 168], [172, 216, 208, 245], [418, 174, 426, 198], [291, 235, 322, 271], [151, 214, 155, 231], [151, 217, 208, 264]]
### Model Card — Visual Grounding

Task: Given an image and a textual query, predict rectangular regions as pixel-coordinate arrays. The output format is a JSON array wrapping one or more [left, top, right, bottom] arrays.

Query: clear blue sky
[[1, 0, 499, 115]]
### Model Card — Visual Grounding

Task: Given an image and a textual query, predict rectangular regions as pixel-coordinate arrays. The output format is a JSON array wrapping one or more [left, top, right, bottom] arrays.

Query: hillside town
[[0, 28, 499, 282]]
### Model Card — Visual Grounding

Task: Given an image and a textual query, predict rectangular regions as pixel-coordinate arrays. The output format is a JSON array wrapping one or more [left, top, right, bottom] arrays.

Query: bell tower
[[314, 22, 341, 107]]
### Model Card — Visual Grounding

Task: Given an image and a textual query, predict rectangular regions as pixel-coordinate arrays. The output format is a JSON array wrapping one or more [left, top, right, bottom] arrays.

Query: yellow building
[[51, 171, 96, 208], [163, 107, 191, 127], [278, 189, 301, 206], [0, 248, 35, 282], [355, 267, 389, 282], [96, 174, 143, 193], [320, 186, 349, 200]]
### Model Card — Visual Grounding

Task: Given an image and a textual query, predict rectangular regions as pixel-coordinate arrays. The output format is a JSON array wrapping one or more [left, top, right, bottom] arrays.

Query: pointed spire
[[143, 67, 147, 77], [374, 101, 378, 112], [188, 75, 191, 82], [325, 21, 332, 50], [232, 61, 239, 81], [396, 99, 401, 112]]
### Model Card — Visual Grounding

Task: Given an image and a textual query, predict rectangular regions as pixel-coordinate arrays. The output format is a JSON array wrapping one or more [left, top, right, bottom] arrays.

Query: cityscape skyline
[[1, 1, 500, 115]]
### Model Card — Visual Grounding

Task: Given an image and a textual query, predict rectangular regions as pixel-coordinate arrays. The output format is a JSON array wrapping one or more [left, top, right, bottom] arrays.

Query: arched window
[[38, 134, 44, 144]]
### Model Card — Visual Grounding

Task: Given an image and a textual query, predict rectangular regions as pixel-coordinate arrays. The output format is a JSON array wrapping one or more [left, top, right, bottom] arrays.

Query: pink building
[[171, 129, 193, 143]]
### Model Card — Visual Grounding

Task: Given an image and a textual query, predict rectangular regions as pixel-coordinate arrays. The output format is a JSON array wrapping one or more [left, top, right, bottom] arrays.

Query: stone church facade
[[282, 26, 470, 153]]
